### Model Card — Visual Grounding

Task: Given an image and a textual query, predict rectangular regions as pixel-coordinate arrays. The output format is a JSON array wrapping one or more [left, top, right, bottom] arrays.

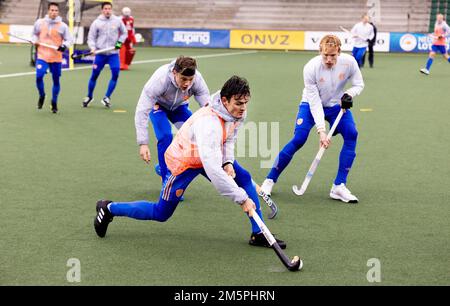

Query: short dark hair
[[174, 56, 197, 76], [220, 76, 251, 101], [101, 1, 112, 9], [48, 2, 59, 9]]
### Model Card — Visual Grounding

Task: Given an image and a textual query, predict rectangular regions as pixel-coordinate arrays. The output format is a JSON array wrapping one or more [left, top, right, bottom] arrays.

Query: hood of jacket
[[44, 15, 62, 24]]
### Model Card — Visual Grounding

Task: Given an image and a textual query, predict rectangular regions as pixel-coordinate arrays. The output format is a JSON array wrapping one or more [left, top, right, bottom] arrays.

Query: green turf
[[0, 43, 449, 285]]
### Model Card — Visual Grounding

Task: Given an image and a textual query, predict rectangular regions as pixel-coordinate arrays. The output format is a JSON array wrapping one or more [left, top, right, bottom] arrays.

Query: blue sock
[[267, 131, 307, 182], [36, 76, 45, 97], [447, 57, 450, 63], [105, 69, 119, 98], [87, 70, 100, 98], [244, 181, 264, 233], [334, 140, 357, 185], [426, 58, 433, 70], [109, 199, 178, 222], [52, 76, 60, 103]]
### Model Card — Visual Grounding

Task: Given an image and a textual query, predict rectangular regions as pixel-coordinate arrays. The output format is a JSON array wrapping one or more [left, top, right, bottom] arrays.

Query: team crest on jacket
[[176, 189, 184, 197], [297, 118, 303, 125], [339, 73, 345, 80]]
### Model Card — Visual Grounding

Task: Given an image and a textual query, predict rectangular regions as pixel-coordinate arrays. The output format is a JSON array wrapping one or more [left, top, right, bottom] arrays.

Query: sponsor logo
[[319, 77, 325, 83], [399, 34, 417, 52], [173, 31, 210, 45], [175, 189, 184, 197], [230, 30, 304, 50]]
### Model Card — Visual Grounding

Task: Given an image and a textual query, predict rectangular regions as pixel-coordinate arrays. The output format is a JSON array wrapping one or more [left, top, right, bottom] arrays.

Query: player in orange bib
[[420, 13, 450, 75], [93, 76, 286, 249], [32, 2, 72, 113]]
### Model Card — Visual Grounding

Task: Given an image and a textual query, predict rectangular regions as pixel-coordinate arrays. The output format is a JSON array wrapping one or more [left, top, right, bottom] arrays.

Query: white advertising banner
[[304, 31, 390, 52]]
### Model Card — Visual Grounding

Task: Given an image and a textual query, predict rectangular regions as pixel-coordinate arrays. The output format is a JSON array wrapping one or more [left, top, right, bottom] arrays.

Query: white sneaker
[[260, 178, 274, 196], [101, 96, 111, 108], [330, 183, 359, 203], [420, 68, 430, 75]]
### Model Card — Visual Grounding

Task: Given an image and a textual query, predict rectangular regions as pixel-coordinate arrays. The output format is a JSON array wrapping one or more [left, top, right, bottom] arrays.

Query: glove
[[341, 93, 353, 109], [57, 45, 67, 52], [366, 39, 371, 43], [115, 41, 123, 49]]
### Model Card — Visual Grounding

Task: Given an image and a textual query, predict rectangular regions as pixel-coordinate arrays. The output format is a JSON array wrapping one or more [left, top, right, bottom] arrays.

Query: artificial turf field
[[0, 43, 449, 285]]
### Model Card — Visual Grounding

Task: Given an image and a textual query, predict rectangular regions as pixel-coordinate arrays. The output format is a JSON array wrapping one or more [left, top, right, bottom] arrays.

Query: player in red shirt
[[120, 7, 136, 70]]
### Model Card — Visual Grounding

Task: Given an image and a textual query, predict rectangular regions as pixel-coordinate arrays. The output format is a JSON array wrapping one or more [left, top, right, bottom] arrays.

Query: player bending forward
[[94, 76, 286, 249]]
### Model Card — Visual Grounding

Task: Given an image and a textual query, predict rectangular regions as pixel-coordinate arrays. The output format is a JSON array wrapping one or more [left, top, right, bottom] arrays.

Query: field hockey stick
[[254, 181, 278, 219], [70, 46, 116, 59], [7, 32, 59, 50], [292, 109, 344, 196], [339, 26, 365, 40], [250, 209, 303, 271]]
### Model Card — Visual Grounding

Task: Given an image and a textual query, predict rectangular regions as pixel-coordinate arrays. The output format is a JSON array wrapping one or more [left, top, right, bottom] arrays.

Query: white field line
[[0, 50, 258, 79]]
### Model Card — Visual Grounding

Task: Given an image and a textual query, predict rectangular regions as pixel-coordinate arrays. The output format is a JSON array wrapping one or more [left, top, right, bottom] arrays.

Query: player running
[[420, 13, 450, 75]]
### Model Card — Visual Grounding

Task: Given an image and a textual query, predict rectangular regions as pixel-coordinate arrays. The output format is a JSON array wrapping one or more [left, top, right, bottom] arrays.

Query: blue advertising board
[[152, 28, 230, 48], [390, 32, 449, 53]]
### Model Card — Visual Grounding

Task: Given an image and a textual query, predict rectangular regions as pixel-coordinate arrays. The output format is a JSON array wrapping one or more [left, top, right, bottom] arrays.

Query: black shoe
[[51, 102, 58, 114], [249, 232, 286, 249], [37, 95, 45, 109], [82, 97, 93, 108], [94, 200, 113, 238]]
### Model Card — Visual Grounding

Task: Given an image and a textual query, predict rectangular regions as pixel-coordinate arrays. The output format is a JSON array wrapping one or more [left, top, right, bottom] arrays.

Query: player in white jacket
[[135, 56, 210, 182], [82, 2, 127, 108], [93, 76, 286, 249], [261, 35, 364, 203], [350, 14, 375, 67]]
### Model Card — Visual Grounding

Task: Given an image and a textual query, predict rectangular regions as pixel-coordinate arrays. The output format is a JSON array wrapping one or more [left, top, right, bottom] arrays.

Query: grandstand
[[0, 0, 435, 33]]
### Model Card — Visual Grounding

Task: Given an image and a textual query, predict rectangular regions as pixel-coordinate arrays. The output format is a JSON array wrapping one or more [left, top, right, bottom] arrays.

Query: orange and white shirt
[[164, 92, 248, 204], [32, 15, 72, 63], [432, 20, 450, 46]]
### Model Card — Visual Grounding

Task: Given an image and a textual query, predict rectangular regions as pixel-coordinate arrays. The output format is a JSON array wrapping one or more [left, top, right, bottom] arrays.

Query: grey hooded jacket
[[135, 60, 210, 145], [87, 14, 127, 54]]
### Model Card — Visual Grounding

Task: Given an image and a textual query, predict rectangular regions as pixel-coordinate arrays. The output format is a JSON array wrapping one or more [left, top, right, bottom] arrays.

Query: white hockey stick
[[339, 26, 365, 40], [8, 32, 59, 50], [292, 109, 344, 196]]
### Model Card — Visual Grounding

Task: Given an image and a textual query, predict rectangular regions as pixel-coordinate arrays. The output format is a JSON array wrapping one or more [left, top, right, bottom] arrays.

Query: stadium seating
[[0, 0, 433, 33]]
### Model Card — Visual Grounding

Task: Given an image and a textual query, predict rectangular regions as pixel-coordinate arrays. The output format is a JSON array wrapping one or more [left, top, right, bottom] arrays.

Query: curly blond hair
[[319, 35, 341, 53]]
